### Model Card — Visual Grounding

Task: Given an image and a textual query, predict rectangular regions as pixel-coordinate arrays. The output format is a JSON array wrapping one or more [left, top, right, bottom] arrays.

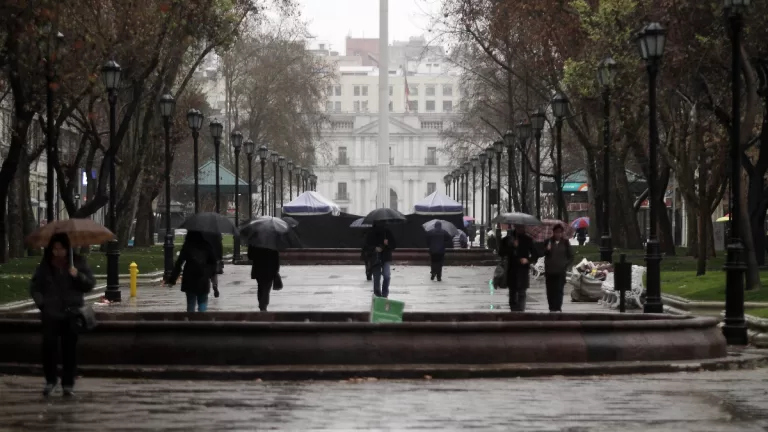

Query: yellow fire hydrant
[[129, 262, 139, 298]]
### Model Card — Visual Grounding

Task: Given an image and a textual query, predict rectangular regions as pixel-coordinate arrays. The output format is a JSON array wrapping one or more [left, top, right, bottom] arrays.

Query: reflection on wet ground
[[1, 369, 768, 431]]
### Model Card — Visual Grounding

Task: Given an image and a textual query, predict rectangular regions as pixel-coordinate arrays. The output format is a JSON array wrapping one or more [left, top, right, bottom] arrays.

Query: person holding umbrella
[[29, 233, 97, 397], [362, 208, 404, 298], [425, 221, 453, 281], [166, 232, 219, 312], [494, 213, 543, 312], [544, 225, 574, 312]]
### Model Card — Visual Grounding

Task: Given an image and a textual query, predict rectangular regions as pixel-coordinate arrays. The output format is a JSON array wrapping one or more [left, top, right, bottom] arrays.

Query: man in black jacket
[[364, 223, 396, 297], [499, 225, 539, 311], [426, 221, 452, 281], [544, 225, 574, 312]]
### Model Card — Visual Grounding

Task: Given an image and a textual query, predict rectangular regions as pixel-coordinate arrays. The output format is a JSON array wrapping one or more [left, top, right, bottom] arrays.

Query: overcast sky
[[299, 0, 441, 53]]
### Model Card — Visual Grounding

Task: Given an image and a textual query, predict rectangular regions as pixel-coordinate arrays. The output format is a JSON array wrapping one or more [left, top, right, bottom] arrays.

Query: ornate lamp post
[[516, 121, 531, 213], [310, 173, 318, 191], [463, 161, 471, 215], [245, 140, 255, 220], [723, 0, 750, 345], [186, 109, 204, 213], [471, 156, 479, 224], [209, 119, 224, 213], [301, 168, 309, 193], [598, 56, 617, 263], [159, 92, 176, 281], [101, 59, 122, 302], [444, 174, 452, 195], [45, 30, 65, 222], [531, 109, 546, 219], [493, 141, 504, 245], [452, 169, 458, 199], [278, 156, 286, 210], [295, 166, 302, 195], [270, 152, 279, 216], [258, 145, 269, 216], [478, 152, 487, 248], [552, 93, 569, 220], [230, 131, 243, 261], [287, 160, 294, 201], [637, 22, 666, 314], [503, 130, 515, 212]]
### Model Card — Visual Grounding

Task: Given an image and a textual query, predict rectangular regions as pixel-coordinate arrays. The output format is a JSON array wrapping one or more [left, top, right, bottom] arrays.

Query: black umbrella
[[179, 212, 238, 235], [362, 208, 406, 225], [491, 212, 542, 226], [350, 218, 372, 229], [281, 217, 299, 228], [238, 216, 301, 251], [422, 219, 459, 237]]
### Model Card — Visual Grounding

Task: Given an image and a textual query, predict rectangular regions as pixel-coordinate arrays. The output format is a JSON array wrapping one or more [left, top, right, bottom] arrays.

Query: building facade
[[313, 36, 460, 215]]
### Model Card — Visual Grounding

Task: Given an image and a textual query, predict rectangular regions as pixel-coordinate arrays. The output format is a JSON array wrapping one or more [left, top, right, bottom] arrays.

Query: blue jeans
[[372, 262, 391, 298], [186, 292, 209, 312]]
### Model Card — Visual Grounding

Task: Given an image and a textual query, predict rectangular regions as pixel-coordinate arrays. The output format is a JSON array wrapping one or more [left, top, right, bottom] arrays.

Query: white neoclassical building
[[313, 36, 461, 215]]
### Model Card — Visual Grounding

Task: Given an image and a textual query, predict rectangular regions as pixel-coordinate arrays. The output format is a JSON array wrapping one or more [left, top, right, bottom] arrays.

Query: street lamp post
[[463, 161, 471, 215], [230, 131, 243, 261], [258, 146, 269, 216], [452, 170, 457, 199], [637, 23, 666, 314], [159, 92, 176, 281], [270, 152, 279, 216], [723, 0, 750, 345], [471, 156, 479, 225], [209, 119, 224, 213], [301, 168, 309, 193], [517, 122, 531, 214], [552, 93, 569, 221], [478, 152, 487, 248], [444, 174, 451, 195], [245, 140, 254, 220], [101, 59, 121, 302], [531, 110, 546, 219], [503, 130, 514, 212], [598, 56, 617, 263], [287, 161, 294, 201], [46, 30, 64, 223], [278, 156, 286, 211], [493, 141, 504, 247], [186, 109, 204, 213]]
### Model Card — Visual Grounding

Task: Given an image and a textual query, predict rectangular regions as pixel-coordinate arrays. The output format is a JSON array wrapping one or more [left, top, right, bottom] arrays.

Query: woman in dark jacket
[[166, 231, 218, 312], [499, 225, 538, 311], [30, 233, 96, 397], [248, 246, 280, 311]]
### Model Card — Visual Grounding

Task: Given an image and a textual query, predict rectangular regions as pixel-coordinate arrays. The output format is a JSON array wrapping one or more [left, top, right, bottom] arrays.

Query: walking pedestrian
[[166, 231, 218, 312], [499, 225, 538, 311], [576, 227, 587, 246], [544, 225, 574, 312], [426, 221, 452, 281], [248, 246, 280, 311], [29, 233, 96, 397], [364, 222, 396, 297]]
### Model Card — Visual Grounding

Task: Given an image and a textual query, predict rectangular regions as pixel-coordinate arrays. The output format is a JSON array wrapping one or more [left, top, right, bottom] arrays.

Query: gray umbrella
[[491, 212, 542, 226], [350, 218, 372, 229], [362, 208, 406, 225], [422, 219, 459, 237]]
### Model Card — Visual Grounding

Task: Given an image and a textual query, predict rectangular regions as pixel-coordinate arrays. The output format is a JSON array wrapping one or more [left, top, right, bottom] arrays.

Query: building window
[[443, 85, 453, 96], [427, 182, 436, 196], [426, 147, 437, 165], [362, 100, 368, 111], [389, 85, 393, 96], [340, 207, 348, 213], [408, 85, 418, 96], [354, 86, 360, 96], [326, 85, 333, 95], [362, 86, 368, 96], [443, 101, 453, 112], [408, 100, 418, 112], [336, 182, 348, 201], [388, 101, 393, 112], [426, 100, 435, 112], [334, 85, 342, 96], [334, 101, 341, 112], [326, 101, 332, 112], [425, 85, 435, 96], [353, 85, 368, 97], [353, 101, 360, 112], [338, 147, 348, 165]]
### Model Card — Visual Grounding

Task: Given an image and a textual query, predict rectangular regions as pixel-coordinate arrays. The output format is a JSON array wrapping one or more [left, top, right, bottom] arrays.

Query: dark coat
[[544, 237, 573, 274], [426, 226, 452, 254], [169, 233, 218, 295], [248, 246, 280, 280], [499, 231, 538, 290], [364, 226, 397, 263], [30, 255, 96, 320]]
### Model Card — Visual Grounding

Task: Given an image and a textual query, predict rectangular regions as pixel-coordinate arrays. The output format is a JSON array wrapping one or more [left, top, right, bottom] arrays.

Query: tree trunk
[[696, 208, 709, 276], [0, 113, 33, 262], [134, 185, 160, 247], [740, 175, 762, 291], [612, 168, 643, 249], [656, 166, 676, 256], [7, 168, 25, 258]]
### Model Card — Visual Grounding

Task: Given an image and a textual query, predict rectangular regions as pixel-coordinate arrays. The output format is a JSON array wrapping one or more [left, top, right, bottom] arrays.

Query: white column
[[377, 0, 390, 208]]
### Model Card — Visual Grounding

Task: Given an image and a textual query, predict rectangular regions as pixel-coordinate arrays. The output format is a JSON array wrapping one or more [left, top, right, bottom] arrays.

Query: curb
[[1, 352, 765, 381]]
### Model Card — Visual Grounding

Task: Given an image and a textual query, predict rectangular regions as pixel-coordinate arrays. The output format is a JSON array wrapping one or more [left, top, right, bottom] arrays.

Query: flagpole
[[377, 0, 390, 209]]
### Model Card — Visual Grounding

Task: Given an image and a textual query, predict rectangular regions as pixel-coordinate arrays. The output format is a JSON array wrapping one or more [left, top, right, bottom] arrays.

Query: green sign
[[562, 183, 588, 192], [370, 297, 405, 323]]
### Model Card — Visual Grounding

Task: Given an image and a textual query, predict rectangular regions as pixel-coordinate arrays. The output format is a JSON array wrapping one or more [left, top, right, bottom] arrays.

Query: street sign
[[370, 297, 405, 323]]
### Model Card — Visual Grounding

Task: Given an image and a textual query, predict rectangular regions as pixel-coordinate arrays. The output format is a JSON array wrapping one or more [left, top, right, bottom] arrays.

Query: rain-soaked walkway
[[1, 369, 767, 431], [103, 264, 612, 314]]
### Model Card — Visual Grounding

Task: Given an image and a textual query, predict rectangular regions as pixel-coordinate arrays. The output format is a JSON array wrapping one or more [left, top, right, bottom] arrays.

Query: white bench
[[530, 257, 546, 280], [601, 265, 646, 309]]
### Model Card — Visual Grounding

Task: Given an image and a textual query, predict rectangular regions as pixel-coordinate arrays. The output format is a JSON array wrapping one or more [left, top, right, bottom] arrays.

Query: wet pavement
[[0, 369, 767, 431], [103, 264, 614, 314]]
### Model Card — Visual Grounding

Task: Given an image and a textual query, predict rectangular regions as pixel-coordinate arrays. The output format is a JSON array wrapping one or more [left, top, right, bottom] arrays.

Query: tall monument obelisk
[[377, 0, 390, 208]]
